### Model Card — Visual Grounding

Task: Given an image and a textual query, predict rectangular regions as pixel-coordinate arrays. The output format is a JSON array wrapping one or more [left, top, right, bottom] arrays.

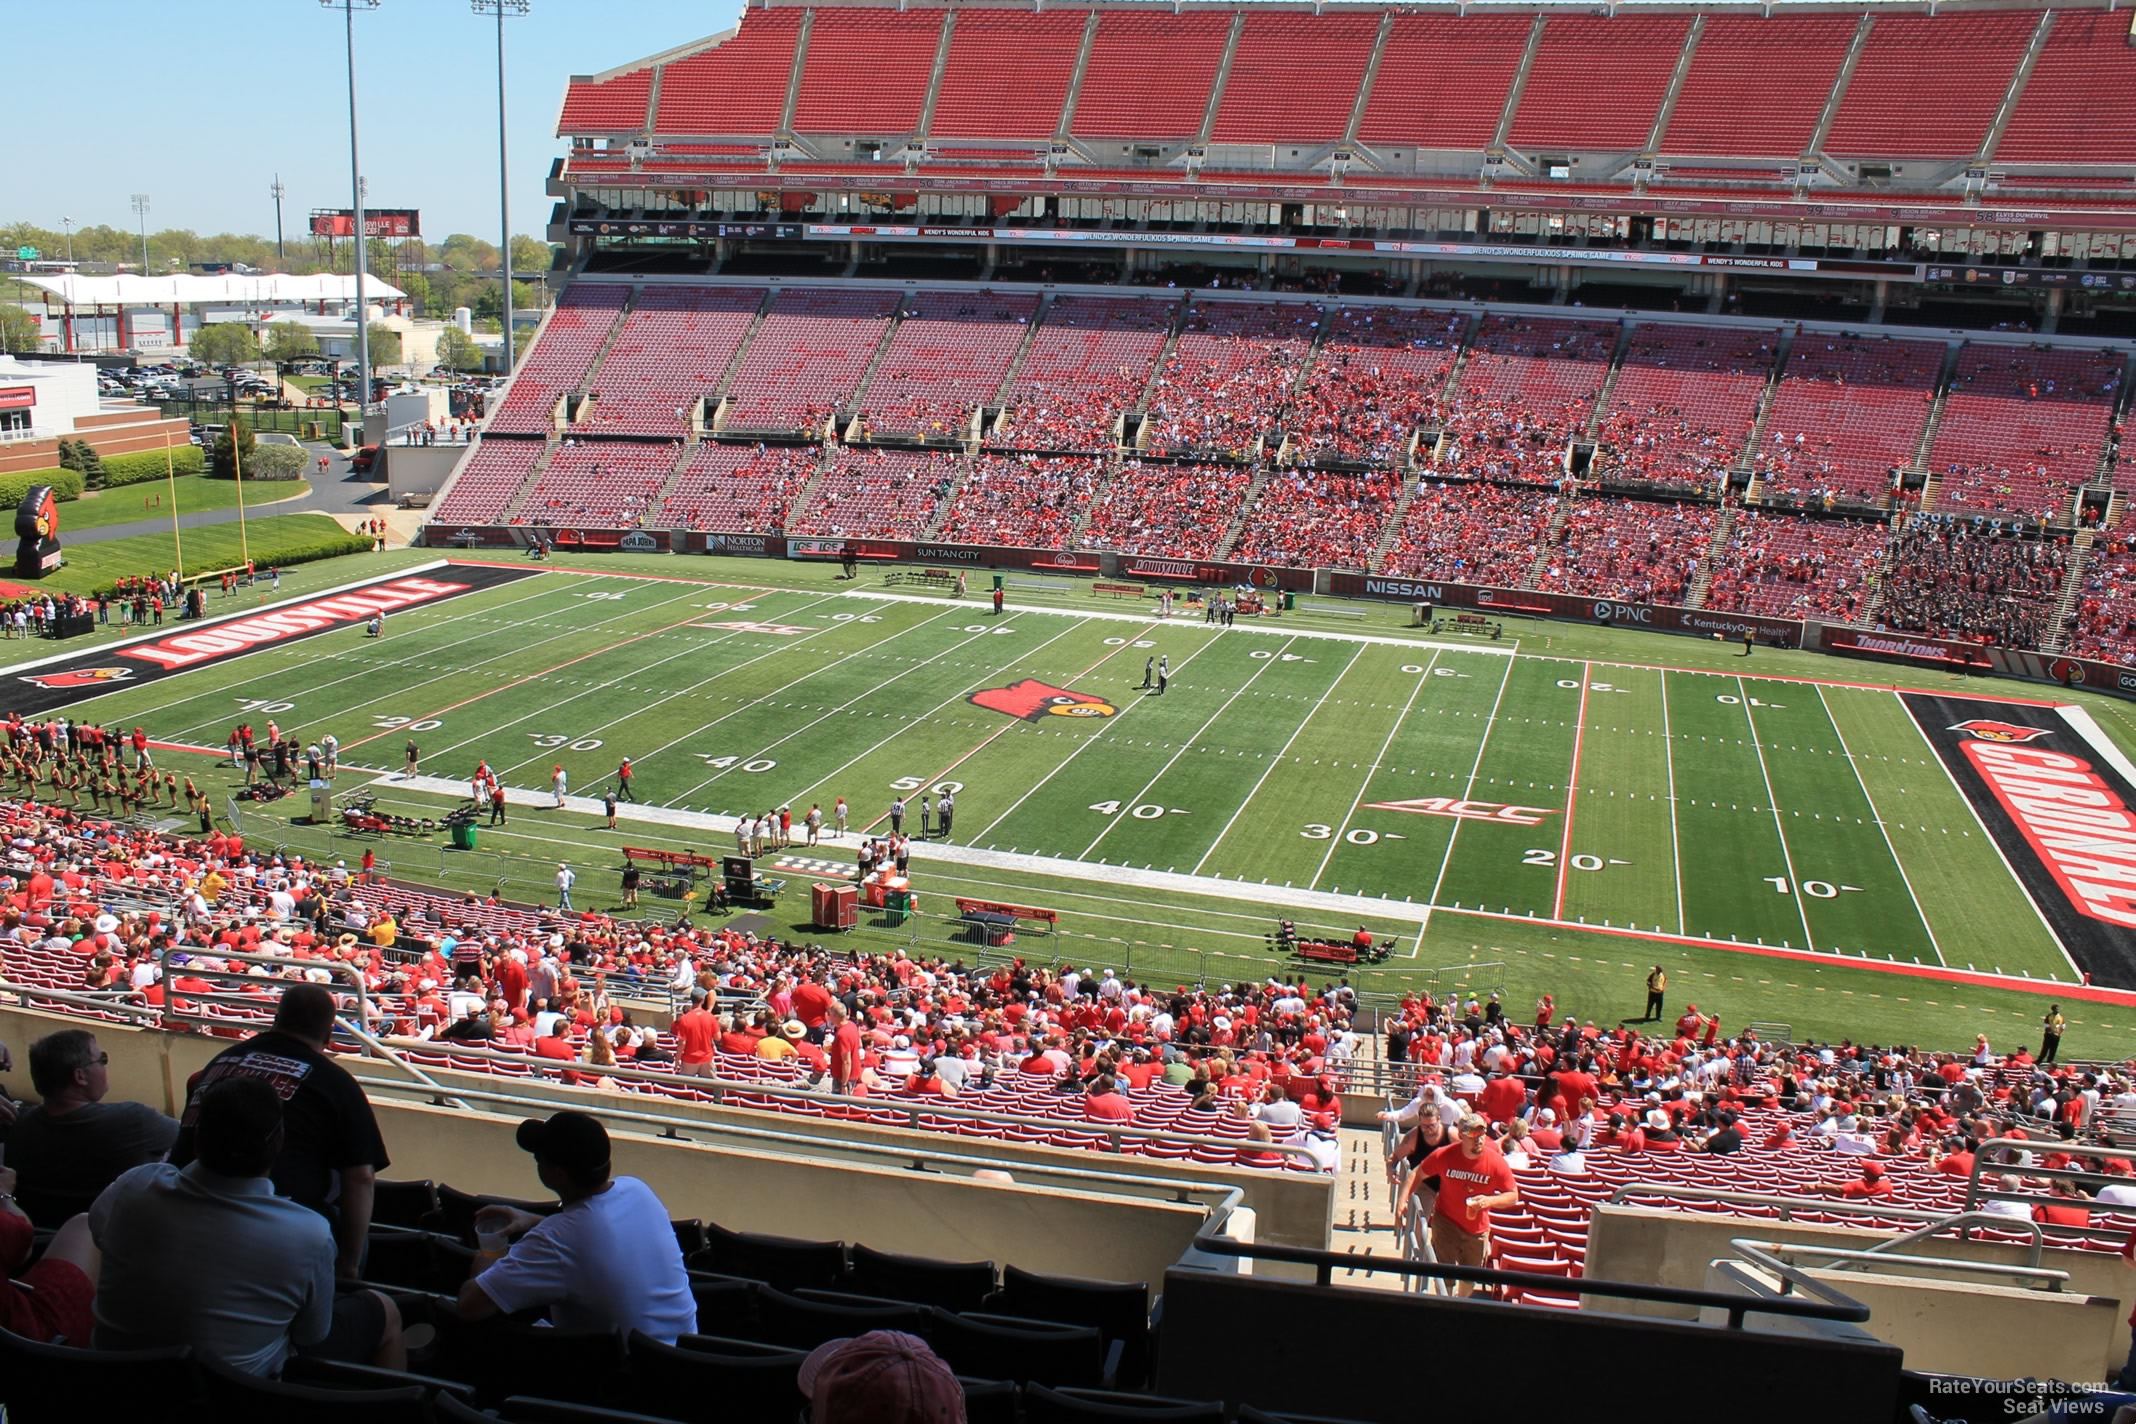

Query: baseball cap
[[516, 1110, 610, 1187], [799, 1331, 965, 1424]]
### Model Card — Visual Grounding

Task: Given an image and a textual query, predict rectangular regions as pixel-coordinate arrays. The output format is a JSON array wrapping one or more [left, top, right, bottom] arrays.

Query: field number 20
[[1524, 849, 1606, 870]]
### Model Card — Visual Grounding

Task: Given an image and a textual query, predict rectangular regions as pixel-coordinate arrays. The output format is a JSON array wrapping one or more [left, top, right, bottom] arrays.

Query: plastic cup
[[476, 1228, 508, 1255]]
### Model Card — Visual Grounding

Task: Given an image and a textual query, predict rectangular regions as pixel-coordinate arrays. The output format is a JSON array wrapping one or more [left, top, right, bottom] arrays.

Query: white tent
[[18, 272, 408, 306]]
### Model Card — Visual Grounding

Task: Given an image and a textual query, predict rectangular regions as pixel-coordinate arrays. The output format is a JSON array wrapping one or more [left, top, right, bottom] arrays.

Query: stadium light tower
[[130, 195, 150, 273], [473, 0, 529, 373], [323, 0, 380, 420], [59, 217, 74, 266], [271, 176, 287, 261]]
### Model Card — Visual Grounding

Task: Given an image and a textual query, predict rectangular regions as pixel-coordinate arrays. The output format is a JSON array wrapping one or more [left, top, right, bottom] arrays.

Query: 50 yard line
[[1817, 685, 1945, 966]]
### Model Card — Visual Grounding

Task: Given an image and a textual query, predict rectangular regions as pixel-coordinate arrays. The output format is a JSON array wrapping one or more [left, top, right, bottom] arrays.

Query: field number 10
[[1764, 876, 1861, 898]]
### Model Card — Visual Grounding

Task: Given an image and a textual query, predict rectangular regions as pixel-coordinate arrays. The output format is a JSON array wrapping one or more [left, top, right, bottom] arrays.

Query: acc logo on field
[[970, 679, 1117, 722], [1950, 719, 2052, 744], [19, 666, 132, 690]]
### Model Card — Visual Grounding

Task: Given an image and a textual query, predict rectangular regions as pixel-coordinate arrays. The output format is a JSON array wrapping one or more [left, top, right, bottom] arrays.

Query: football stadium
[[8, 1, 2136, 1421]]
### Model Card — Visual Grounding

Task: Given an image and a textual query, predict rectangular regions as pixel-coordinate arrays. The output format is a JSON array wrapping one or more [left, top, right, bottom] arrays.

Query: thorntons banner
[[1325, 573, 1805, 642], [1904, 693, 2136, 987], [1117, 556, 1312, 591], [1818, 626, 1993, 669], [5, 565, 537, 716]]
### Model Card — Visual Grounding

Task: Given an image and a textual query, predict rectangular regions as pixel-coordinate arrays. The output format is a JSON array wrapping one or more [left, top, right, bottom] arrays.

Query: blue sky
[[1, 0, 741, 247]]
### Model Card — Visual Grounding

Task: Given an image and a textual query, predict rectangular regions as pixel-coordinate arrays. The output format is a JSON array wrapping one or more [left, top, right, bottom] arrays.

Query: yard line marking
[[1421, 650, 1517, 932], [336, 589, 726, 755], [1739, 675, 1814, 952], [1308, 648, 1440, 889], [1891, 687, 2079, 981], [1660, 669, 1685, 937], [1081, 637, 1300, 861], [482, 589, 871, 784], [1551, 661, 1592, 921], [591, 602, 962, 796], [157, 574, 622, 742], [1191, 642, 1368, 876], [964, 630, 1231, 844], [1817, 685, 1945, 967], [804, 614, 1103, 828], [662, 607, 1017, 805]]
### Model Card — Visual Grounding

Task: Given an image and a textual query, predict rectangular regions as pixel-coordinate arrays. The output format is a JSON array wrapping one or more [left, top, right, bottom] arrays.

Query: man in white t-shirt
[[456, 1110, 697, 1344], [555, 863, 575, 911]]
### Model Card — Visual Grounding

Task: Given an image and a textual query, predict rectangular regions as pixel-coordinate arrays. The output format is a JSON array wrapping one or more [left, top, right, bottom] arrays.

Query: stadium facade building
[[424, 0, 2136, 687]]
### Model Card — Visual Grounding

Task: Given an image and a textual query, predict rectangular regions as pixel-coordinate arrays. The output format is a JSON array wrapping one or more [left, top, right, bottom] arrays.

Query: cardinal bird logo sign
[[970, 679, 1118, 722], [19, 667, 133, 691], [1949, 720, 2053, 744]]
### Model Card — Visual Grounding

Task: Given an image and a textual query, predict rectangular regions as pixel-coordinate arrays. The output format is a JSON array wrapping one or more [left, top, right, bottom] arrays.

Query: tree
[[248, 444, 308, 481], [396, 271, 433, 314], [367, 323, 403, 367], [57, 440, 104, 484], [0, 303, 39, 353], [264, 322, 318, 368], [435, 325, 485, 372], [211, 416, 256, 479], [510, 235, 555, 277], [191, 323, 259, 369]]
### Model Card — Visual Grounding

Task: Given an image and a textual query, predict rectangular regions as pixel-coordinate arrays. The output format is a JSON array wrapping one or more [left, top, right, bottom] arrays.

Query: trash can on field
[[308, 780, 333, 825], [450, 822, 478, 850], [1281, 590, 1295, 611], [885, 889, 912, 925], [991, 573, 1003, 592]]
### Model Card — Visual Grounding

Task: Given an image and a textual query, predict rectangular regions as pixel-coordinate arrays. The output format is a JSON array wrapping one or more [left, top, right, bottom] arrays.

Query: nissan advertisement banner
[[1325, 572, 1805, 642]]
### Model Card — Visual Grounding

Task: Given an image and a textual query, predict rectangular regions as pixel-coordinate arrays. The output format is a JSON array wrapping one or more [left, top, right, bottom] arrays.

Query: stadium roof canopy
[[16, 273, 408, 307]]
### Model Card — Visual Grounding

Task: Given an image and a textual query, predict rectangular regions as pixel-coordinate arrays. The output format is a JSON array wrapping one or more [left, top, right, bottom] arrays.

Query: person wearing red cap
[[1820, 1161, 1894, 1200], [455, 1109, 697, 1344], [801, 1330, 966, 1423]]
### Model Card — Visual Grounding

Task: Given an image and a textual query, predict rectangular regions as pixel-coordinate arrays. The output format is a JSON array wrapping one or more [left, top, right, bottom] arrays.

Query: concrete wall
[[0, 1004, 1256, 1294], [1590, 1204, 2133, 1380], [363, 1059, 1332, 1248], [385, 445, 463, 506]]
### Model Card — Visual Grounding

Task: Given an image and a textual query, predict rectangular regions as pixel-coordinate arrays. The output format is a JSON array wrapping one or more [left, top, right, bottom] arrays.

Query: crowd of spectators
[[650, 441, 822, 533], [995, 296, 1176, 451], [1284, 308, 1464, 468], [1141, 303, 1320, 460], [1231, 468, 1401, 570], [1878, 516, 2072, 648], [786, 447, 961, 541], [1536, 497, 1716, 604], [1077, 461, 1255, 558], [2063, 538, 2136, 666], [1439, 316, 1615, 454], [1929, 345, 2123, 524], [934, 453, 1106, 550], [1751, 334, 1942, 508], [1589, 326, 1773, 493], [1378, 479, 1562, 586], [1702, 509, 1892, 624]]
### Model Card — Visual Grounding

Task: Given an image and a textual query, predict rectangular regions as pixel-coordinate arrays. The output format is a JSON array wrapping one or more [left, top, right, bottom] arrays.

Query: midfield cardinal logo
[[1950, 719, 2051, 744], [19, 667, 133, 690], [970, 679, 1117, 722]]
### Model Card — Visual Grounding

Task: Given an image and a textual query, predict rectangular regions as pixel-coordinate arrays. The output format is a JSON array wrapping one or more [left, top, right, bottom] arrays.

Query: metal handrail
[[1862, 1211, 2046, 1268], [347, 1072, 1248, 1209], [1721, 1240, 1893, 1317], [0, 977, 162, 1024], [1743, 1236, 2071, 1291], [1180, 1223, 1873, 1328], [368, 1038, 1326, 1167], [155, 945, 372, 1037]]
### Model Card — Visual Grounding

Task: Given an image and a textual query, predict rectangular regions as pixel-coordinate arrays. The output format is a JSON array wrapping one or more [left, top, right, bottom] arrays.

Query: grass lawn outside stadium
[[17, 546, 2136, 1059]]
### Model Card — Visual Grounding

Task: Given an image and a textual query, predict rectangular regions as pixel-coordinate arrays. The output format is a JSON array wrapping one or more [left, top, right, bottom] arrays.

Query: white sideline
[[386, 772, 1429, 927]]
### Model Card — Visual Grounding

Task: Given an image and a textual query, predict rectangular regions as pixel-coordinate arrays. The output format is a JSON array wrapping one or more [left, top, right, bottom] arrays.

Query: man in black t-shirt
[[168, 985, 388, 1281]]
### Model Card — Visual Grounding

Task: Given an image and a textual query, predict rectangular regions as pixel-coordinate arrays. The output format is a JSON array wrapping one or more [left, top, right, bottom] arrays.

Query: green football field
[[22, 553, 2134, 1057]]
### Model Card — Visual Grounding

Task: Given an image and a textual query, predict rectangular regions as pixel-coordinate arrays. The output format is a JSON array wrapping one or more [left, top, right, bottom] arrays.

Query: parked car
[[348, 445, 379, 473]]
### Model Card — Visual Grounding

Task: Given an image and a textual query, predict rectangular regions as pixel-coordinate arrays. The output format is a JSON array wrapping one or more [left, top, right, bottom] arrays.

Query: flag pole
[[163, 432, 185, 584], [231, 419, 252, 578]]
